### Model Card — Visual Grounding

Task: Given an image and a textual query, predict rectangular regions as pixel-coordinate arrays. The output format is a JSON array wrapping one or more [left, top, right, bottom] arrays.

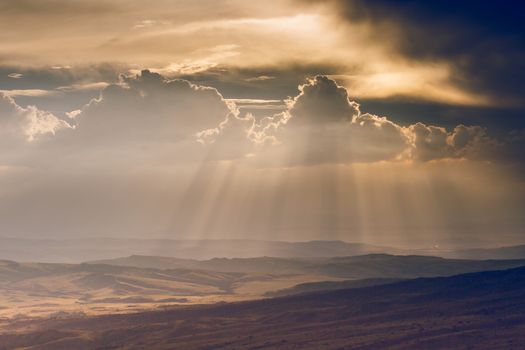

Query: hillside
[[3, 254, 525, 320], [445, 244, 525, 260], [264, 277, 405, 297], [2, 266, 525, 349], [0, 260, 335, 319]]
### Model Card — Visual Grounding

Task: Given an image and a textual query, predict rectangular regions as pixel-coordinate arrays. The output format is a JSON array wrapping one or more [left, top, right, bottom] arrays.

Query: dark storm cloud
[[335, 0, 525, 106]]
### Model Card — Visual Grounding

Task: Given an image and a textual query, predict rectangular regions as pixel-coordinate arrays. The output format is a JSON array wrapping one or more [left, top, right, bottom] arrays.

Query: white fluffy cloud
[[408, 123, 495, 161], [233, 75, 510, 166], [0, 72, 521, 169], [0, 70, 255, 168], [0, 93, 70, 144], [73, 70, 235, 144]]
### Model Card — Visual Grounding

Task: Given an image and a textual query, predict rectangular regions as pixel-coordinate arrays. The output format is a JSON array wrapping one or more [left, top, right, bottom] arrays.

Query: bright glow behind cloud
[[0, 0, 491, 105]]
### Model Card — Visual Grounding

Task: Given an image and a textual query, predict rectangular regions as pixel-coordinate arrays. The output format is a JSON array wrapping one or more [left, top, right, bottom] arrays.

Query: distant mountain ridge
[[2, 237, 525, 263], [89, 253, 525, 279], [0, 237, 405, 263], [444, 244, 525, 260]]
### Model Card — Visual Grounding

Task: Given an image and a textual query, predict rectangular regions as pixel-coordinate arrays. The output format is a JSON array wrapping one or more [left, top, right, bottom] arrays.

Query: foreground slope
[[2, 266, 525, 349]]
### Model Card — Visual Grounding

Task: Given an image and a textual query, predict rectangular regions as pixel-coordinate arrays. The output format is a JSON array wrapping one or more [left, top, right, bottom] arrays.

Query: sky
[[0, 0, 524, 248]]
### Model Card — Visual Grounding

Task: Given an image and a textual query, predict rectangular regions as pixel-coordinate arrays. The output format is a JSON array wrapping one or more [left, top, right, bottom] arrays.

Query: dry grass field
[[0, 259, 342, 319], [1, 266, 525, 349]]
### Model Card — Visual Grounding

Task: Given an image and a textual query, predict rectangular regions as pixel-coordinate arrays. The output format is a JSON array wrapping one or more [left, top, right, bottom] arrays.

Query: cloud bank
[[1, 71, 522, 169], [233, 75, 517, 166], [0, 70, 524, 243]]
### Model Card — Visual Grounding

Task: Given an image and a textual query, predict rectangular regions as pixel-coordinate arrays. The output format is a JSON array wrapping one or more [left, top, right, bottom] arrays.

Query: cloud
[[408, 123, 495, 162], [56, 82, 110, 92], [0, 89, 57, 97], [133, 19, 159, 29], [0, 70, 250, 168], [331, 0, 525, 107], [244, 75, 275, 82], [196, 113, 256, 160], [71, 70, 235, 145], [0, 92, 70, 143], [0, 0, 494, 106], [240, 76, 408, 165], [277, 76, 408, 164], [408, 123, 450, 161], [1, 72, 521, 170], [288, 76, 360, 125], [231, 75, 521, 166]]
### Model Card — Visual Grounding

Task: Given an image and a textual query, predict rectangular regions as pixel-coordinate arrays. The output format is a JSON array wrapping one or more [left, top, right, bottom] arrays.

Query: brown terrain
[[2, 254, 525, 319], [1, 266, 525, 349]]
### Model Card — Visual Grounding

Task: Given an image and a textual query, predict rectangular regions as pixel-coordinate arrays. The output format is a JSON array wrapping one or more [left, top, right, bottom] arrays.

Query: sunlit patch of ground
[[0, 273, 342, 320]]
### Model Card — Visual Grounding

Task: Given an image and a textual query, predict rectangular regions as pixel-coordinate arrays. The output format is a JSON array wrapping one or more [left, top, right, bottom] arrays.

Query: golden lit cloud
[[329, 64, 492, 106], [0, 0, 492, 106]]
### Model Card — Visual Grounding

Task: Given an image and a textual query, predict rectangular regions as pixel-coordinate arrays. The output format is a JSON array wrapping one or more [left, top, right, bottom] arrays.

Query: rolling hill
[[2, 254, 525, 320], [89, 253, 525, 279], [2, 266, 525, 349], [264, 277, 405, 297], [444, 244, 525, 260], [0, 260, 335, 319], [4, 237, 525, 263]]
